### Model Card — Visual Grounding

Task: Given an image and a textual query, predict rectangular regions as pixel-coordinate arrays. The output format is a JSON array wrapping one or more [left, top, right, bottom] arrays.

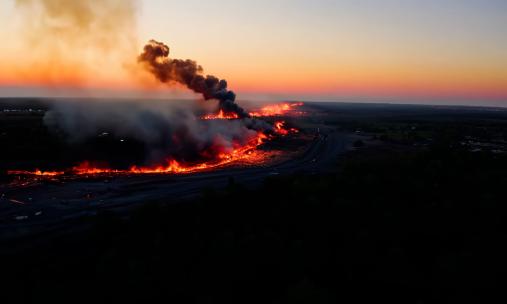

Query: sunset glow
[[1, 0, 506, 105]]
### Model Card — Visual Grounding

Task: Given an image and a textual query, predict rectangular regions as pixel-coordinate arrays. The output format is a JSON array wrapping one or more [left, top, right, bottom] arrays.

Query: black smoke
[[43, 99, 260, 166], [138, 40, 249, 118]]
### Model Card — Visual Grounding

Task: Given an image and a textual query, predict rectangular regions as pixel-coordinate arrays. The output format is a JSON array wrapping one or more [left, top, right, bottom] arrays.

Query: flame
[[7, 169, 64, 176], [249, 102, 304, 117], [9, 131, 271, 177], [126, 132, 267, 174], [273, 120, 299, 136], [72, 162, 124, 175], [7, 120, 299, 178], [201, 110, 239, 120], [201, 102, 304, 120], [274, 121, 289, 135]]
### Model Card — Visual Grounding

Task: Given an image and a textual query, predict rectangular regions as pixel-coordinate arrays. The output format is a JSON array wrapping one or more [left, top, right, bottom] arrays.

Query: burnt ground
[[1, 99, 507, 303]]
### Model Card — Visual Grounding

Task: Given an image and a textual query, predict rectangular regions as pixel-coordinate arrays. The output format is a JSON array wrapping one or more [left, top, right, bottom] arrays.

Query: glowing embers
[[8, 132, 271, 177], [7, 169, 64, 176], [201, 102, 304, 120], [274, 121, 299, 136], [201, 110, 239, 120], [249, 102, 304, 117], [126, 132, 267, 174], [7, 121, 299, 178]]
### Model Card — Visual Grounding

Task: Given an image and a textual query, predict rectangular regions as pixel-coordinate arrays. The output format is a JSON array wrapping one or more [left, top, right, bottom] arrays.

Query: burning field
[[6, 98, 305, 179], [7, 108, 301, 178], [5, 41, 306, 179]]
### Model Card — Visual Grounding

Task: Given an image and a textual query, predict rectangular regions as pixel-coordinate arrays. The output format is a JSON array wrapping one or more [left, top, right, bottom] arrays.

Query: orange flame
[[249, 102, 304, 117], [274, 121, 289, 135], [9, 132, 269, 177], [273, 121, 299, 136], [201, 110, 240, 120], [7, 121, 299, 178], [7, 169, 65, 176], [127, 132, 268, 174]]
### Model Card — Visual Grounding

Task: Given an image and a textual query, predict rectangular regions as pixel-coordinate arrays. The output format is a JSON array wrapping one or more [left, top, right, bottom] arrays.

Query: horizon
[[2, 95, 507, 110], [1, 0, 506, 107]]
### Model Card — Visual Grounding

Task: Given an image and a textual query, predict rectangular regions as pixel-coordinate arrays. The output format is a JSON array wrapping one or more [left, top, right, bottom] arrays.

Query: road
[[0, 130, 354, 241]]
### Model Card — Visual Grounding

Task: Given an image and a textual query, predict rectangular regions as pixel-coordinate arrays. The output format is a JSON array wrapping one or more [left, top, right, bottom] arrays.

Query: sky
[[1, 0, 506, 106]]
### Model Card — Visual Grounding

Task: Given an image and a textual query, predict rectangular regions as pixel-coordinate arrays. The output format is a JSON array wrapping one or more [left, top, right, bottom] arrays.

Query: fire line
[[7, 119, 299, 178]]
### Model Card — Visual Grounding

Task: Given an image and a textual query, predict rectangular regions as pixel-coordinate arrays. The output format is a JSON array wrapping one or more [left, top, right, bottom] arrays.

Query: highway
[[0, 130, 355, 241]]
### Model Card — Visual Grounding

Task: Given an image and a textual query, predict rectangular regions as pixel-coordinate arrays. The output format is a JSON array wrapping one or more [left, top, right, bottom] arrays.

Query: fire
[[249, 102, 304, 117], [8, 131, 272, 177], [127, 132, 267, 174], [7, 119, 299, 178], [274, 121, 299, 135], [72, 162, 124, 175], [201, 110, 239, 120], [274, 121, 289, 135], [201, 102, 304, 119], [7, 169, 64, 176]]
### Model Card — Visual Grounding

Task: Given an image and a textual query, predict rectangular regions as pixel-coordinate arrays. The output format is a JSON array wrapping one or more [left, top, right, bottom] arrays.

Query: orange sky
[[1, 0, 506, 105]]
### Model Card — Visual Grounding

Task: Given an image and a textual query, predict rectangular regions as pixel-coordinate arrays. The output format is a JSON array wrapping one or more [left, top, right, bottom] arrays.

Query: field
[[1, 99, 507, 302]]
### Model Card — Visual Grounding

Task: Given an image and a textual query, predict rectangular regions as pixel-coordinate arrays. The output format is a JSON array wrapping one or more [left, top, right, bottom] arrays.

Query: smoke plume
[[15, 0, 137, 84], [44, 99, 260, 165], [138, 40, 249, 118], [13, 4, 274, 166]]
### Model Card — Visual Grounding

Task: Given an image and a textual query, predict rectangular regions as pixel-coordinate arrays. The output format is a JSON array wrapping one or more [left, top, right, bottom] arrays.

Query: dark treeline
[[2, 143, 506, 303]]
